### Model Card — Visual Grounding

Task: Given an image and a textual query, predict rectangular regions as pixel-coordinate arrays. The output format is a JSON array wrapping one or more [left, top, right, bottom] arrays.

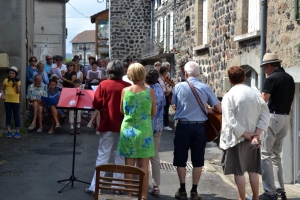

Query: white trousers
[[69, 110, 82, 123], [88, 131, 124, 192]]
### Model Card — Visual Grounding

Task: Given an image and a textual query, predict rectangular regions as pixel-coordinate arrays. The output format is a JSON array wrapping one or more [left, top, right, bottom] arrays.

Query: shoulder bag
[[187, 81, 222, 142]]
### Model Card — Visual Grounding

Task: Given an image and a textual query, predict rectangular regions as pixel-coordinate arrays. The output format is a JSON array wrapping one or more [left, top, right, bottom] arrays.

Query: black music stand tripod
[[57, 92, 92, 193]]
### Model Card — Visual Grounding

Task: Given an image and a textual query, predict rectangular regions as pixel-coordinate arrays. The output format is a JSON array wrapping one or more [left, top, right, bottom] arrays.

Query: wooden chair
[[94, 164, 145, 200]]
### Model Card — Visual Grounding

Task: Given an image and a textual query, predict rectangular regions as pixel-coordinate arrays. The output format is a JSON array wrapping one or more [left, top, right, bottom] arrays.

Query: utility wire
[[67, 2, 89, 18]]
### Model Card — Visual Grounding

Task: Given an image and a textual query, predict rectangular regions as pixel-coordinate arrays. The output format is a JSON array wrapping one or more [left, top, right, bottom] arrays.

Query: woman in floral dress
[[118, 63, 156, 200]]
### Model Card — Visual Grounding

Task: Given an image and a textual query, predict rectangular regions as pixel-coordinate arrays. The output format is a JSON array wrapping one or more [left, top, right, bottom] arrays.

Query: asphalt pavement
[[0, 117, 299, 200]]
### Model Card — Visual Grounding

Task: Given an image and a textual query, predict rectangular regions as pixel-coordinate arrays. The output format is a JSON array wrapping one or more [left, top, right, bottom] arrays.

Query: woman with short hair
[[62, 62, 76, 88], [85, 60, 131, 196], [220, 66, 270, 200], [144, 65, 164, 198]]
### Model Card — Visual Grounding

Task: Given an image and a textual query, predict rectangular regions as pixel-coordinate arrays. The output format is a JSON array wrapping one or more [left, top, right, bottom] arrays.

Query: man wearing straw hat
[[259, 53, 295, 200]]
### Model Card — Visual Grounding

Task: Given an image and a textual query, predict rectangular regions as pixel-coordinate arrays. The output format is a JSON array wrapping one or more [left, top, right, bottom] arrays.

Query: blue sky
[[66, 0, 106, 53]]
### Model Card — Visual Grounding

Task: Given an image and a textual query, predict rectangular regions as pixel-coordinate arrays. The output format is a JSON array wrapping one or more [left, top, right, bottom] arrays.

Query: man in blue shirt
[[44, 55, 53, 76], [171, 61, 221, 200]]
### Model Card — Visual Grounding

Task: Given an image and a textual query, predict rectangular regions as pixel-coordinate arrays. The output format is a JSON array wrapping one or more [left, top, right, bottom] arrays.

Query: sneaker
[[76, 128, 81, 134], [164, 126, 173, 131], [190, 191, 201, 200], [259, 193, 278, 200], [14, 132, 21, 139], [28, 124, 36, 130], [276, 191, 287, 200], [6, 131, 12, 138], [36, 127, 43, 133], [175, 188, 187, 200], [96, 131, 100, 135], [84, 188, 95, 196]]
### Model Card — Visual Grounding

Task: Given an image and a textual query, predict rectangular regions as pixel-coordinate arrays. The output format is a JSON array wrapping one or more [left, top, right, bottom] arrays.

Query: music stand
[[56, 88, 95, 193]]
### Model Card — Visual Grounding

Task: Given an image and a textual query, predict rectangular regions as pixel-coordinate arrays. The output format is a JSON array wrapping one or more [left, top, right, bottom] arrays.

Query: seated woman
[[46, 78, 62, 134], [220, 66, 270, 200]]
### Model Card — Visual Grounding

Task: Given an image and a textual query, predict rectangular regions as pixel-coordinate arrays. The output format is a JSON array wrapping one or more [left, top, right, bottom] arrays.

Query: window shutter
[[163, 16, 167, 50], [169, 12, 173, 51], [248, 0, 260, 32], [203, 0, 208, 44], [160, 18, 163, 44], [155, 0, 157, 9]]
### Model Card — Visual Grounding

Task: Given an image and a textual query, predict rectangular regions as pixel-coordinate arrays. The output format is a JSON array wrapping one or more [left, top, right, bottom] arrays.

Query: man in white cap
[[259, 53, 295, 200]]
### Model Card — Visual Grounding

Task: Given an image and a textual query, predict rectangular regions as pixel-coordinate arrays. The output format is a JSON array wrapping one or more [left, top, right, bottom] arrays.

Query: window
[[98, 19, 109, 39], [87, 54, 91, 60], [79, 44, 83, 50], [244, 66, 258, 88], [87, 44, 91, 50], [185, 16, 190, 31], [247, 0, 260, 32], [79, 54, 82, 60]]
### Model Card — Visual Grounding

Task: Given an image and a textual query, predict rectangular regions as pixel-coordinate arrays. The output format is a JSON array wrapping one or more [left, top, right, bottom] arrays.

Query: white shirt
[[219, 84, 270, 150], [122, 75, 133, 85], [51, 64, 67, 72], [87, 70, 102, 83]]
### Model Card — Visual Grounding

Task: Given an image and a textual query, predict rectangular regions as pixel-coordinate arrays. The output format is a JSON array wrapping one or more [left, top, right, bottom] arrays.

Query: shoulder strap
[[187, 80, 208, 117]]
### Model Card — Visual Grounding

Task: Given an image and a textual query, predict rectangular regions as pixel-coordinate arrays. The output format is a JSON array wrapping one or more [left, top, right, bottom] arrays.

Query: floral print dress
[[118, 88, 155, 158]]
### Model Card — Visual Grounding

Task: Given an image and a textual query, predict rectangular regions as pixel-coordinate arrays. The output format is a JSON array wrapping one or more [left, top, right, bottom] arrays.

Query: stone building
[[71, 30, 96, 66], [140, 0, 176, 76], [109, 0, 151, 62], [165, 0, 300, 185], [0, 0, 35, 128], [33, 0, 68, 62]]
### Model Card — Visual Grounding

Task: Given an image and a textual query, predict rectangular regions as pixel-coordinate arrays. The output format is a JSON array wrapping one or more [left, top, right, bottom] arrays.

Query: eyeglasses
[[31, 60, 37, 62], [46, 58, 53, 61]]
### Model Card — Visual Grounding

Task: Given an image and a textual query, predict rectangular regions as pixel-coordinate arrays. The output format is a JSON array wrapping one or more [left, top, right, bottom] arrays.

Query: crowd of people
[[0, 52, 294, 200]]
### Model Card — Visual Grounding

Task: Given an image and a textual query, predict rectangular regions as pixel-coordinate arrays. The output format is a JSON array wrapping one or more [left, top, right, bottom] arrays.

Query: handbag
[[187, 81, 222, 142]]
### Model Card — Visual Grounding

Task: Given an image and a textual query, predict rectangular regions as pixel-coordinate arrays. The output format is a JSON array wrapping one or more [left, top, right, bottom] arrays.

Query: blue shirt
[[44, 62, 52, 74], [147, 83, 164, 134], [171, 77, 219, 121], [26, 65, 38, 84], [33, 71, 49, 85]]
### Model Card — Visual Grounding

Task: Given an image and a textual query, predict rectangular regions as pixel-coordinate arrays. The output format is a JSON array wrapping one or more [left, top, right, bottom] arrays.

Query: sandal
[[149, 187, 160, 198], [70, 129, 74, 135], [48, 130, 54, 134], [142, 196, 148, 200]]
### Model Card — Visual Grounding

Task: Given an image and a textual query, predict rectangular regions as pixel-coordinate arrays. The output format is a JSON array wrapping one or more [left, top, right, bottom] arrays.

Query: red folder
[[57, 88, 95, 109]]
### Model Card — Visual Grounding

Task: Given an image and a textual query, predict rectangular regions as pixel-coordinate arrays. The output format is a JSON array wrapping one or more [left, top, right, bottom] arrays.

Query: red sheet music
[[57, 88, 95, 109]]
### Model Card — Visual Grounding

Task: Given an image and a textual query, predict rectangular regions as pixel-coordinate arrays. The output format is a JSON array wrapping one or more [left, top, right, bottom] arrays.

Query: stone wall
[[110, 0, 151, 61], [266, 1, 300, 68], [173, 0, 262, 96]]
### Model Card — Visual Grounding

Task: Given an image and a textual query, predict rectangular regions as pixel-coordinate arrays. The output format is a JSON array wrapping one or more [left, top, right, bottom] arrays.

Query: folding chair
[[94, 164, 145, 200]]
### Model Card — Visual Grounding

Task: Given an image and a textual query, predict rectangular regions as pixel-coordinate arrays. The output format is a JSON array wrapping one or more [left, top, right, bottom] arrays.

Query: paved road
[[0, 119, 247, 200]]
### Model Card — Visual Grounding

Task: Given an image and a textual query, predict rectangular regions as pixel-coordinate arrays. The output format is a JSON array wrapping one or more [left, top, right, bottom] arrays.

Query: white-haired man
[[172, 61, 221, 200]]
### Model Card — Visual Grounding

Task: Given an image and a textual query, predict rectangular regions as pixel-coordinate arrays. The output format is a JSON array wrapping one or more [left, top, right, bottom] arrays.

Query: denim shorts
[[173, 123, 207, 167]]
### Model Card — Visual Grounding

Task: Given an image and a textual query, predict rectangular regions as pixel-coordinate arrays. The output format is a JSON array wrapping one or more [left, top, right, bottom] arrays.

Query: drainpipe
[[260, 0, 267, 92]]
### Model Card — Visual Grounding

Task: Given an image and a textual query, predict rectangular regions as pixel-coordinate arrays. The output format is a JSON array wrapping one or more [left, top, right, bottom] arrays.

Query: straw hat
[[7, 66, 18, 76], [260, 53, 282, 67]]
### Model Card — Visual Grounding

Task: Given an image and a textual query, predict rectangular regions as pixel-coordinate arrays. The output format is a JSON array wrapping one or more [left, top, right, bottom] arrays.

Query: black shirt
[[263, 67, 295, 113], [62, 71, 76, 88]]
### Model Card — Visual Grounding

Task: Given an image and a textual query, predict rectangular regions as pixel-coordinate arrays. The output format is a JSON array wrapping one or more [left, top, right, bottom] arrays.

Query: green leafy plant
[[296, 43, 300, 50]]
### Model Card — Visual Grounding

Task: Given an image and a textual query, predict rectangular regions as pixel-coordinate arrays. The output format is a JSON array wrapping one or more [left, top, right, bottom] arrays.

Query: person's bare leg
[[177, 167, 186, 184], [138, 158, 150, 199], [248, 172, 259, 200], [192, 167, 202, 185], [38, 105, 43, 128], [49, 115, 55, 133], [50, 106, 59, 125], [32, 101, 38, 125], [234, 175, 246, 200], [125, 158, 135, 196]]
